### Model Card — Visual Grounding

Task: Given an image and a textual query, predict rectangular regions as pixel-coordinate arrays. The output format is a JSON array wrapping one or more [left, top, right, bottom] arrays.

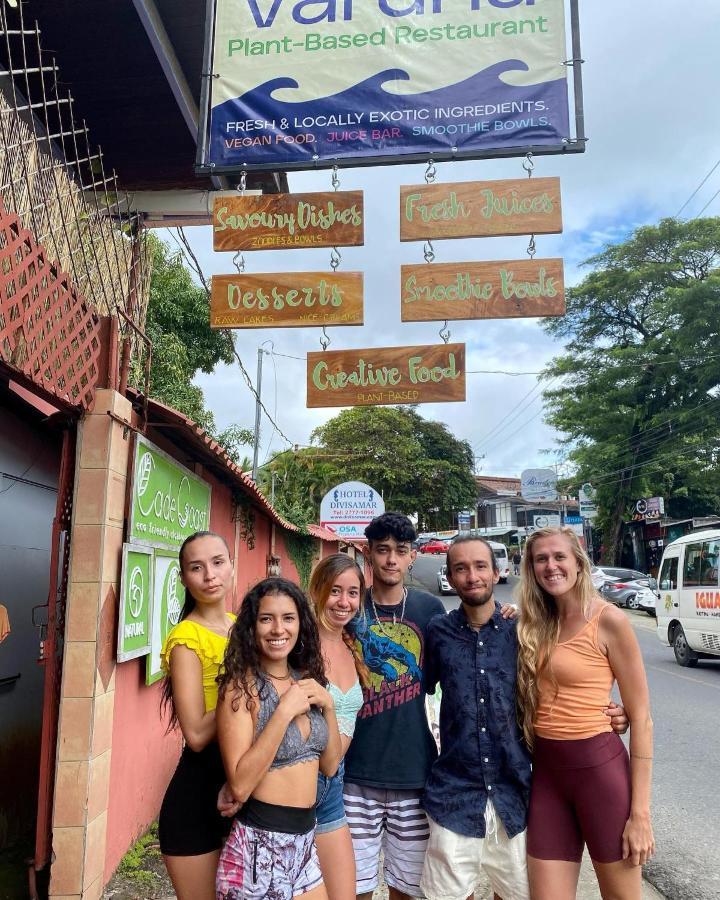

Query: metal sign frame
[[196, 0, 586, 174]]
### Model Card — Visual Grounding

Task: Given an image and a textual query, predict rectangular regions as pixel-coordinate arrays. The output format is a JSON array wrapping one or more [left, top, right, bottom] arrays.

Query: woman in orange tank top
[[517, 527, 654, 900]]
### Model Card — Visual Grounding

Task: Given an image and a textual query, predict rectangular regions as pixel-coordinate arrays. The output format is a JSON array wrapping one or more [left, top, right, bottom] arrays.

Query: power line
[[694, 185, 720, 219], [676, 157, 720, 217]]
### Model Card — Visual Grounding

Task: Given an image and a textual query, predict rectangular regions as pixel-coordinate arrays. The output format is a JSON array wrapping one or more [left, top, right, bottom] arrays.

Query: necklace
[[262, 668, 291, 681], [370, 587, 407, 638]]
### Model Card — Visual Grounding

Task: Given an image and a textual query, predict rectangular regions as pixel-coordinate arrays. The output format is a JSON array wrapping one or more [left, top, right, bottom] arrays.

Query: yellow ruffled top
[[161, 614, 236, 712]]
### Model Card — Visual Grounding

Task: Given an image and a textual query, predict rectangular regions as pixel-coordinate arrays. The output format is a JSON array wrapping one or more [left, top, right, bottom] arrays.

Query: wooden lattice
[[0, 197, 101, 409]]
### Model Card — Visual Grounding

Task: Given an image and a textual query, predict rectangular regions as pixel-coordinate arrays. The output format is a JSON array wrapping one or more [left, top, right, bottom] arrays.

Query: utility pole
[[251, 346, 264, 483]]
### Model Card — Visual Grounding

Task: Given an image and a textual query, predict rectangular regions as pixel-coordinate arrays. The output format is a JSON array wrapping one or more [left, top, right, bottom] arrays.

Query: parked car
[[436, 565, 456, 595], [418, 539, 448, 555], [592, 566, 659, 612]]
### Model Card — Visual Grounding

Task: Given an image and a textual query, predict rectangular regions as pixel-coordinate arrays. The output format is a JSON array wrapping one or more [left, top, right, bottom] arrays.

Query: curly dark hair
[[364, 511, 416, 544], [218, 577, 326, 712]]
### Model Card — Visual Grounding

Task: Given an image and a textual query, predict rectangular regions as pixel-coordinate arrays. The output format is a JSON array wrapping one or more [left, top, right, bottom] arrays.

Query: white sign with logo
[[320, 481, 384, 540], [579, 482, 598, 520], [533, 514, 561, 529], [520, 468, 558, 502]]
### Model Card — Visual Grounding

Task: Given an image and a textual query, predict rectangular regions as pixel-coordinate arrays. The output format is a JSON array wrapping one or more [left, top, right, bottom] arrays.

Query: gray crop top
[[255, 671, 329, 770]]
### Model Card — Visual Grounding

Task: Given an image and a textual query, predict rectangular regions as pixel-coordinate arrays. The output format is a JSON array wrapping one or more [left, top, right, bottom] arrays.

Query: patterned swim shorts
[[216, 819, 323, 900]]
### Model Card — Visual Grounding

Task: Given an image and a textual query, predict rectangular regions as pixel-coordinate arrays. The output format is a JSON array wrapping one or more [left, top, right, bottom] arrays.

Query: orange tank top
[[534, 605, 614, 740]]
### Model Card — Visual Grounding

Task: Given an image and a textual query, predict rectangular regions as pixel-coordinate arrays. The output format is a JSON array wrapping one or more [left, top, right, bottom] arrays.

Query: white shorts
[[343, 782, 430, 897], [420, 802, 529, 900]]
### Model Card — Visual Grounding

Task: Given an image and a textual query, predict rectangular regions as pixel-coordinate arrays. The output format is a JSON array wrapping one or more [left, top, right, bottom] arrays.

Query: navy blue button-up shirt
[[422, 603, 531, 838]]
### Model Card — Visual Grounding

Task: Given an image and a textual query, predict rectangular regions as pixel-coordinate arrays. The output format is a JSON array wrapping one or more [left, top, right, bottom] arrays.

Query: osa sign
[[130, 435, 212, 549]]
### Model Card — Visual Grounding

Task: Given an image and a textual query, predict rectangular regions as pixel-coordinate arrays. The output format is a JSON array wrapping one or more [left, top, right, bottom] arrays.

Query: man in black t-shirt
[[344, 513, 445, 900]]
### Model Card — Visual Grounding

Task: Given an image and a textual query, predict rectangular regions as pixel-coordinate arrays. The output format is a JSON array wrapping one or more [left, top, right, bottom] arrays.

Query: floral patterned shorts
[[216, 819, 323, 900]]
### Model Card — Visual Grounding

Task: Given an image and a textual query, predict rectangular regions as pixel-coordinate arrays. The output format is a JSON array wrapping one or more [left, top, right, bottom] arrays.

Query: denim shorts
[[315, 759, 346, 834]]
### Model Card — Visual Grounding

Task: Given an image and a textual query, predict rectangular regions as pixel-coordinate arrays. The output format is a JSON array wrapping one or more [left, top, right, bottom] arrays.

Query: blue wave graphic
[[210, 60, 569, 166]]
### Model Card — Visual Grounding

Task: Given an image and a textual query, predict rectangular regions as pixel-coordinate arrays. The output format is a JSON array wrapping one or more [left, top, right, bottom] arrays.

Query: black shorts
[[159, 742, 232, 856]]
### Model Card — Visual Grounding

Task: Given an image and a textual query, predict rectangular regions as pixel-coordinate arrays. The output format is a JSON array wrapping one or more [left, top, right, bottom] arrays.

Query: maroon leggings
[[527, 731, 631, 864]]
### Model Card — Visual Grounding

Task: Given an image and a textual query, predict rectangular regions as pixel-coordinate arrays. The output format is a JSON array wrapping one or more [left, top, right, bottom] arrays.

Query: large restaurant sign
[[307, 343, 466, 408], [198, 0, 576, 171]]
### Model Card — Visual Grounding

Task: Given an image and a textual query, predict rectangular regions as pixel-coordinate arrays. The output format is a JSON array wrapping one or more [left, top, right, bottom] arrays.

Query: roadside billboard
[[198, 0, 581, 172], [579, 482, 598, 519], [520, 467, 557, 502], [320, 481, 384, 540]]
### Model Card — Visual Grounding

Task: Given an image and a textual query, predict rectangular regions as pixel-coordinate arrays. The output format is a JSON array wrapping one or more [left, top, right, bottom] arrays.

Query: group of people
[[157, 511, 654, 900]]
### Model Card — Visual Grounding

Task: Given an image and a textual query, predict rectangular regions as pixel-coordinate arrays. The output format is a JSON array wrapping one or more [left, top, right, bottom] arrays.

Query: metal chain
[[330, 246, 342, 271], [320, 326, 331, 350], [527, 234, 537, 260], [233, 251, 245, 274], [522, 151, 534, 178], [331, 164, 340, 191], [423, 240, 435, 264], [439, 320, 450, 344], [425, 158, 437, 184]]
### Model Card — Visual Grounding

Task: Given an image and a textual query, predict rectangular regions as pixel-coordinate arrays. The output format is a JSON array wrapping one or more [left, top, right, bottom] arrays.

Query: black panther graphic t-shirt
[[344, 588, 445, 790]]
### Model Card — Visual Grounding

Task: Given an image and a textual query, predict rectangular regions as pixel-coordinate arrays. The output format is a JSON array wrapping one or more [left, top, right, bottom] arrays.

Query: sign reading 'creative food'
[[401, 258, 565, 321], [213, 191, 364, 251], [400, 177, 562, 241], [307, 343, 466, 408], [210, 272, 364, 328]]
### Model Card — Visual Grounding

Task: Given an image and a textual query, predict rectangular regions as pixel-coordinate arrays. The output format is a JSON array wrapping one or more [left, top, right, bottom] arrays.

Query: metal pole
[[251, 347, 263, 482], [271, 471, 277, 507]]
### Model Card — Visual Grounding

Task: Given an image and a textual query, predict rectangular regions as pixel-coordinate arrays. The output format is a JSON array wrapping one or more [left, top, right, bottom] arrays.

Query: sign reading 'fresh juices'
[[307, 343, 466, 408], [400, 177, 562, 241], [213, 191, 364, 251], [401, 258, 565, 321]]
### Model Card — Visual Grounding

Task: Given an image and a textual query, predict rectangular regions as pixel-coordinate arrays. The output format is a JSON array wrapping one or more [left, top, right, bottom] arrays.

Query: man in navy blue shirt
[[421, 535, 627, 900]]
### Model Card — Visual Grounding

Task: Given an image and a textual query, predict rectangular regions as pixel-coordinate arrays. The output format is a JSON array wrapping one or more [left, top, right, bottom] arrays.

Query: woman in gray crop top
[[215, 577, 341, 900], [309, 555, 369, 900]]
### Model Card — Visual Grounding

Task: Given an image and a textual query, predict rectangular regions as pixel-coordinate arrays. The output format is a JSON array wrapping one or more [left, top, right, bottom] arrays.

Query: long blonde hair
[[516, 527, 598, 749], [308, 553, 370, 687]]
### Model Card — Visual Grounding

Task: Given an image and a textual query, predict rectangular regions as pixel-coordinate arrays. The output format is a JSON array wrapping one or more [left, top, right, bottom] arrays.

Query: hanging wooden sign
[[399, 178, 562, 242], [210, 272, 364, 329], [307, 343, 466, 408], [213, 191, 364, 251], [401, 259, 565, 322]]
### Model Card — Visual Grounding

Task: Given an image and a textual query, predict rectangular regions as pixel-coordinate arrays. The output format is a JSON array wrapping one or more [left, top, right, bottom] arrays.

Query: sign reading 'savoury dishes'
[[200, 0, 573, 170], [320, 481, 385, 540]]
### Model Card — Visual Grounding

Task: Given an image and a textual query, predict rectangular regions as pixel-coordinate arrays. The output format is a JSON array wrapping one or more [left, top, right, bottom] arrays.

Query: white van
[[656, 529, 720, 667], [488, 541, 511, 584]]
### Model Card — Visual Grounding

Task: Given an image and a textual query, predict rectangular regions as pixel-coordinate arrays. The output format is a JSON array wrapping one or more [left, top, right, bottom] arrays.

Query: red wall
[[104, 460, 320, 880]]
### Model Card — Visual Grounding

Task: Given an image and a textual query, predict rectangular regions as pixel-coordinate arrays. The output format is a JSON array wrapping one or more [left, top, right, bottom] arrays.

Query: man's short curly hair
[[364, 511, 416, 544]]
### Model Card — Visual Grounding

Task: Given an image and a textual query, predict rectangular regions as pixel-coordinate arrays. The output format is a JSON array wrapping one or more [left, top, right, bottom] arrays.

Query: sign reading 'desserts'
[[210, 272, 364, 328], [400, 178, 562, 241], [130, 435, 211, 549], [118, 545, 153, 663], [320, 481, 385, 540], [213, 192, 364, 251], [202, 0, 571, 169], [401, 258, 564, 321], [307, 343, 466, 408]]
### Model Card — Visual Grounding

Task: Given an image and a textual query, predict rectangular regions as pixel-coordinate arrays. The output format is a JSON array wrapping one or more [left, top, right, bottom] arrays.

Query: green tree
[[138, 234, 251, 459], [261, 406, 477, 529], [542, 217, 720, 563]]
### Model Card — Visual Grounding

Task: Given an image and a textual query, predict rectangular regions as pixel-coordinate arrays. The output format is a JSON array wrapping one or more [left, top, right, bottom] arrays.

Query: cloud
[[182, 0, 718, 481]]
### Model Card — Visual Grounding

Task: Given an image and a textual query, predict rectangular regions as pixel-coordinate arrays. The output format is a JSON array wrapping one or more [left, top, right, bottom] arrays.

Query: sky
[[175, 0, 719, 481]]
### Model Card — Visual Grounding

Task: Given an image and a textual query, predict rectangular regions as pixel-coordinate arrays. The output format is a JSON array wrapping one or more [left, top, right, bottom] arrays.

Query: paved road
[[410, 553, 719, 900]]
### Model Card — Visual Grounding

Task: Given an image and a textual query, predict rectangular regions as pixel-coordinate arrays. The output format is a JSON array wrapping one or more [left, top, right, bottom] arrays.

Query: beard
[[457, 586, 494, 607]]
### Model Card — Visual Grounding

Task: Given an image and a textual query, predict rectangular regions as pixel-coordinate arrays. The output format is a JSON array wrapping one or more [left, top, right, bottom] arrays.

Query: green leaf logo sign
[[162, 561, 183, 643], [128, 565, 145, 619], [136, 451, 155, 514]]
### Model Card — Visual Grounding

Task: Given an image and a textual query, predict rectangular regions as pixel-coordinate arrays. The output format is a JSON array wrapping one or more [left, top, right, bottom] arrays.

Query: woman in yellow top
[[517, 527, 654, 900], [159, 530, 238, 900]]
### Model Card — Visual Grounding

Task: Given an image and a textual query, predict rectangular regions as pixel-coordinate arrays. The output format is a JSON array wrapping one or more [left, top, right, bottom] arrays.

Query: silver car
[[436, 565, 456, 596]]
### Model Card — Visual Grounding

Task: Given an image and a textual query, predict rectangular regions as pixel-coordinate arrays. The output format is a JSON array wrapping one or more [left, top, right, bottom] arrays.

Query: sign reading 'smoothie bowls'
[[401, 258, 565, 321], [213, 191, 364, 251], [210, 272, 364, 328], [307, 343, 466, 408], [130, 435, 212, 550], [400, 177, 562, 241]]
